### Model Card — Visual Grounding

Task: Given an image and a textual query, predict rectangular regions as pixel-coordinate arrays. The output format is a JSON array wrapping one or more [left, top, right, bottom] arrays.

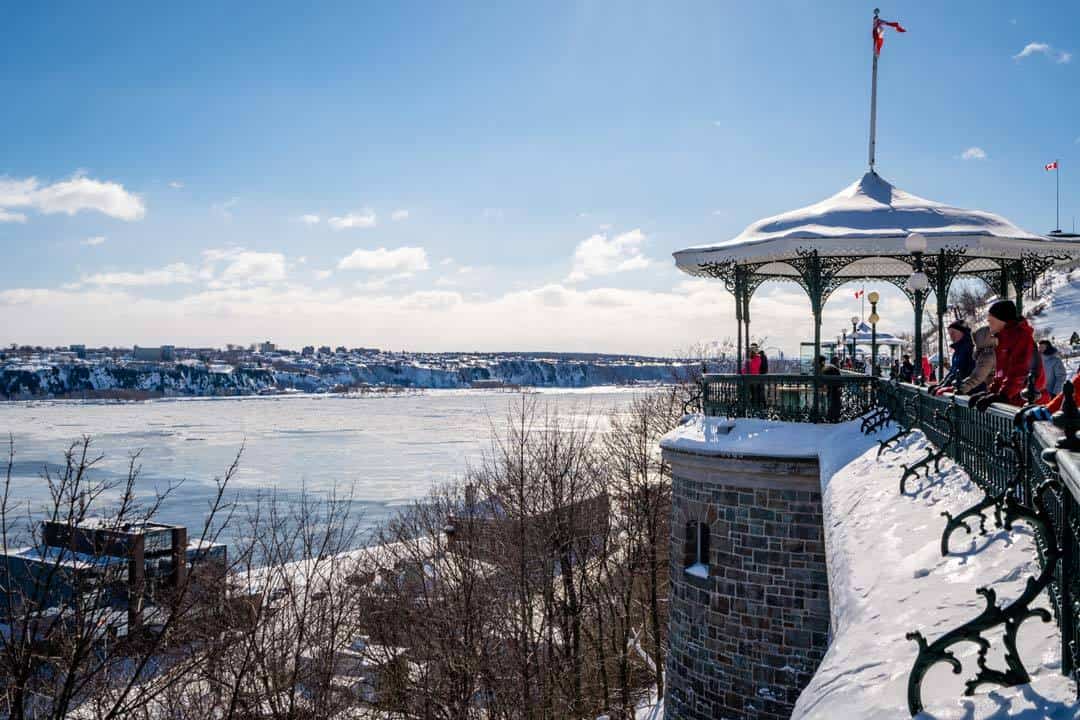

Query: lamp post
[[851, 315, 859, 368], [841, 331, 847, 363], [905, 232, 929, 384], [868, 291, 880, 376]]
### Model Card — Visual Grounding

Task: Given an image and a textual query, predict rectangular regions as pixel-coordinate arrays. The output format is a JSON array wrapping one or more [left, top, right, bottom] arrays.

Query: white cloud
[[203, 248, 287, 287], [314, 269, 333, 280], [355, 272, 415, 293], [81, 236, 106, 246], [391, 209, 409, 221], [337, 247, 429, 273], [0, 209, 27, 223], [300, 214, 321, 225], [566, 229, 653, 282], [328, 210, 376, 230], [0, 271, 919, 356], [1014, 42, 1072, 63], [0, 178, 36, 208], [0, 173, 144, 221], [168, 181, 184, 189], [82, 263, 198, 287], [960, 147, 987, 160], [399, 290, 463, 311]]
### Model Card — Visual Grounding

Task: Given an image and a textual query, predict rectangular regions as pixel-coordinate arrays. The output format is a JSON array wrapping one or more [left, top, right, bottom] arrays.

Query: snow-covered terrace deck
[[661, 410, 1080, 719]]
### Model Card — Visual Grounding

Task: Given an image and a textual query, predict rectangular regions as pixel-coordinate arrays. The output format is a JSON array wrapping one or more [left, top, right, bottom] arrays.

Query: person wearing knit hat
[[978, 298, 1048, 408], [988, 299, 1019, 324], [930, 319, 974, 395]]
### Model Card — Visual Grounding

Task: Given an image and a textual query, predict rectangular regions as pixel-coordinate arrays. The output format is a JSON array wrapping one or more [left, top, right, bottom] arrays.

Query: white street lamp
[[905, 232, 928, 254], [906, 270, 929, 292]]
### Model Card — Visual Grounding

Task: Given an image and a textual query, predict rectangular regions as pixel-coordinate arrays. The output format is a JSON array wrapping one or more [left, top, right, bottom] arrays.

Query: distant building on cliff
[[132, 345, 175, 362]]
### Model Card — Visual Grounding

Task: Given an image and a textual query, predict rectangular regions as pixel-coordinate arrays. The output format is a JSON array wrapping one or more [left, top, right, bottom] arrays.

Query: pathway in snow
[[793, 422, 1078, 719]]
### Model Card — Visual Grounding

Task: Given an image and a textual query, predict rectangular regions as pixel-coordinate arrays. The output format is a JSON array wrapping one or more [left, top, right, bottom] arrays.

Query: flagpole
[[868, 9, 880, 173], [1057, 158, 1061, 231]]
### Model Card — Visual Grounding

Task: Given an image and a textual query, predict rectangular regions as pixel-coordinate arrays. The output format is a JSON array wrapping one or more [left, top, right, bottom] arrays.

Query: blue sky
[[1, 1, 1076, 355]]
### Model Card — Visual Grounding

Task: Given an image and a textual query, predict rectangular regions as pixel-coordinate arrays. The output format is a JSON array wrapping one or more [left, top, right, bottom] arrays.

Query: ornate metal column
[[925, 249, 967, 382], [742, 273, 752, 366], [1009, 259, 1026, 316], [791, 249, 848, 419], [733, 270, 744, 375]]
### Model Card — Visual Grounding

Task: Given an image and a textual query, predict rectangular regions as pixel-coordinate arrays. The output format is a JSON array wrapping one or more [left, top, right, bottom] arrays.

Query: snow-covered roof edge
[[674, 172, 1080, 274]]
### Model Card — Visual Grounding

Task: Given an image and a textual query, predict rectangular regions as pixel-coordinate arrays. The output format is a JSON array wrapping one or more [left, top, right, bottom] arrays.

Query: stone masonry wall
[[663, 450, 830, 720]]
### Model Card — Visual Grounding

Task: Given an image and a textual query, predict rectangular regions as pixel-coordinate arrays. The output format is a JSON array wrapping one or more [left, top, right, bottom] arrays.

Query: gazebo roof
[[845, 321, 905, 346], [674, 172, 1080, 280]]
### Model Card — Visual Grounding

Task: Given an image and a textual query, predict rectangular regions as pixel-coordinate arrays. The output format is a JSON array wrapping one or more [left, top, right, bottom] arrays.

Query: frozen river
[[0, 389, 643, 546]]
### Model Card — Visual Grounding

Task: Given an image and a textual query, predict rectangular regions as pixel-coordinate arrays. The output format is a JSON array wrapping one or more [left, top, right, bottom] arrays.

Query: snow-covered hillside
[[0, 356, 693, 400], [1029, 266, 1080, 349]]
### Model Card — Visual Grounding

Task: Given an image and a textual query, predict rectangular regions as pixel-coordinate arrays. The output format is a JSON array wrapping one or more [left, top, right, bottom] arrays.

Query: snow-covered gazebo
[[674, 171, 1080, 383], [839, 320, 905, 365]]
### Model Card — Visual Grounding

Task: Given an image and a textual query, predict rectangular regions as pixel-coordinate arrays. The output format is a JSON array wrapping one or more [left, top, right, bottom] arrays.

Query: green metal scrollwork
[[906, 481, 1061, 715]]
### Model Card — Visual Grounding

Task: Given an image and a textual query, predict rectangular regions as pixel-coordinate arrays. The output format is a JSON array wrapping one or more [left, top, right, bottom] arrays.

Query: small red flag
[[854, 289, 865, 299], [1046, 161, 1059, 171], [873, 18, 907, 56]]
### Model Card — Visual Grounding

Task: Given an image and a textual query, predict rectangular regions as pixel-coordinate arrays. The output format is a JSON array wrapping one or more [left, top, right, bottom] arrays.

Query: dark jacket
[[940, 331, 975, 387], [899, 360, 915, 383], [989, 319, 1048, 405]]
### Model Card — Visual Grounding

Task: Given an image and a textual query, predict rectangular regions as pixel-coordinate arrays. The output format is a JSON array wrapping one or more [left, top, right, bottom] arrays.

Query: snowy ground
[[793, 422, 1078, 720]]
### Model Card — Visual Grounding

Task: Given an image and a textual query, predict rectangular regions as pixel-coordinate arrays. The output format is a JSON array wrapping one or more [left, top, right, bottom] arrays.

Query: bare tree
[[0, 436, 239, 720]]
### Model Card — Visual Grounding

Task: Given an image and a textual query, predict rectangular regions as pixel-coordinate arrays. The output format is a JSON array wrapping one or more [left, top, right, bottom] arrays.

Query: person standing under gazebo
[[743, 343, 768, 375], [974, 300, 1048, 408], [930, 320, 974, 394]]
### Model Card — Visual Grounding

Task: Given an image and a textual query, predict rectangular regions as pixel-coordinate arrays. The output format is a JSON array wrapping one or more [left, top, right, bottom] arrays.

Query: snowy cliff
[[0, 357, 691, 399]]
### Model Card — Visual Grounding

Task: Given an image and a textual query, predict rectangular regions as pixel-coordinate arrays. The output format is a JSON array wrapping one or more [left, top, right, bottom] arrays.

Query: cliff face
[[0, 359, 689, 399]]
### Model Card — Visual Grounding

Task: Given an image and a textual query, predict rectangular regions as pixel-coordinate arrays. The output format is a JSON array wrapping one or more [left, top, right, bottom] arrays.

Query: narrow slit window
[[685, 521, 709, 578]]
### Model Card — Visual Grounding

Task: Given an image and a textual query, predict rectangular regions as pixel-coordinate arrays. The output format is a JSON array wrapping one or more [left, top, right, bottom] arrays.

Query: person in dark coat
[[898, 354, 915, 383], [1039, 339, 1066, 396], [976, 299, 1048, 408], [817, 355, 842, 421], [931, 320, 975, 394]]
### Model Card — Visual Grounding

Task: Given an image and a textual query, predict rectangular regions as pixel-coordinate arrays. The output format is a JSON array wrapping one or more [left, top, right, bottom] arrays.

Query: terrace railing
[[697, 373, 1080, 713], [877, 381, 1080, 715], [700, 372, 877, 423]]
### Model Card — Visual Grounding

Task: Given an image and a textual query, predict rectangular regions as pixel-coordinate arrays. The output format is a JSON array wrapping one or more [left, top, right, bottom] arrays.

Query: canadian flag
[[854, 289, 865, 299], [873, 17, 907, 56], [1046, 161, 1059, 171]]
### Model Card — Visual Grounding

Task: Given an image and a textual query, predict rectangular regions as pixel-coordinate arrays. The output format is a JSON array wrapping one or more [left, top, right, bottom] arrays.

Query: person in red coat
[[978, 299, 1048, 407], [1046, 371, 1080, 413]]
